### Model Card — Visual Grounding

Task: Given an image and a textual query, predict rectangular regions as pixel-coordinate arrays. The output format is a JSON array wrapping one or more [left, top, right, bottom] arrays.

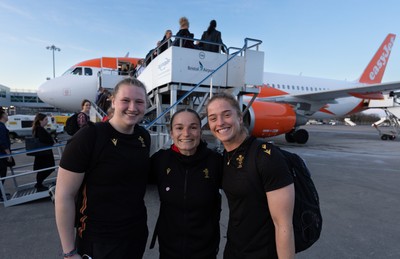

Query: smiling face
[[207, 98, 245, 151], [110, 83, 146, 134], [170, 111, 201, 156]]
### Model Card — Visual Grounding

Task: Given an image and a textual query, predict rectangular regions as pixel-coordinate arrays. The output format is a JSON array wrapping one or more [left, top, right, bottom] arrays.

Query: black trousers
[[33, 154, 55, 184], [77, 227, 148, 259], [0, 158, 7, 184]]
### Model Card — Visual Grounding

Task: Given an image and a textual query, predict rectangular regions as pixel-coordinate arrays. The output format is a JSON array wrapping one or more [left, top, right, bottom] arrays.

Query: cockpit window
[[84, 68, 93, 76], [72, 67, 82, 75], [62, 68, 74, 76], [62, 67, 93, 76]]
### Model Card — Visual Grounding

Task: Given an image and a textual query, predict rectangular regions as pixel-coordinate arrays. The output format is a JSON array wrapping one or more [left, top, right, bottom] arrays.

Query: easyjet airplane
[[37, 56, 140, 111], [37, 34, 400, 144]]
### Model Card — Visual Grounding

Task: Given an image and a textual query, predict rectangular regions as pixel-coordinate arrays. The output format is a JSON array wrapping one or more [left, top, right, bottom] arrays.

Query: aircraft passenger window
[[301, 86, 304, 91], [272, 84, 275, 88], [306, 87, 309, 91], [72, 67, 83, 75], [282, 85, 285, 89], [310, 87, 313, 91], [84, 68, 93, 76], [292, 86, 295, 90], [277, 84, 280, 89], [297, 86, 299, 90]]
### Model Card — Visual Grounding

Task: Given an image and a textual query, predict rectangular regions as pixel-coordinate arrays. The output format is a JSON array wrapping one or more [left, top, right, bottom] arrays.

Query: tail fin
[[358, 33, 396, 84]]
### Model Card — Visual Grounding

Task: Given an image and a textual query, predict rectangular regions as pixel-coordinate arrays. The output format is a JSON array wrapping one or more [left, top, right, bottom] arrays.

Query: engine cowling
[[243, 101, 296, 138]]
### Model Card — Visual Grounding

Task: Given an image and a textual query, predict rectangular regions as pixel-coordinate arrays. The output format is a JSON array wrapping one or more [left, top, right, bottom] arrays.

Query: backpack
[[65, 113, 84, 136], [247, 138, 322, 253]]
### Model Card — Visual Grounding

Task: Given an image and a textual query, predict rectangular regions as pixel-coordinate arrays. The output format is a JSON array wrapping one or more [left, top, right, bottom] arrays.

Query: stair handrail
[[145, 38, 262, 130], [90, 101, 106, 121]]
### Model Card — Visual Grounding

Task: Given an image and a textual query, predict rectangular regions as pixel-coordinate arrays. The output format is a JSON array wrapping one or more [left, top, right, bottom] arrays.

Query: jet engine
[[243, 100, 309, 144]]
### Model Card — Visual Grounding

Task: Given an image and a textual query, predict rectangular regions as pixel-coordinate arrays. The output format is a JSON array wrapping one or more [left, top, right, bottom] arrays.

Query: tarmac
[[1, 124, 400, 259]]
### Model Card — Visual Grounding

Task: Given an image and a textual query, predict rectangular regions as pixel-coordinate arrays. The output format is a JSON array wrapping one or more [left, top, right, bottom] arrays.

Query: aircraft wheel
[[381, 135, 388, 140], [294, 129, 309, 144], [285, 133, 296, 143], [389, 135, 396, 140]]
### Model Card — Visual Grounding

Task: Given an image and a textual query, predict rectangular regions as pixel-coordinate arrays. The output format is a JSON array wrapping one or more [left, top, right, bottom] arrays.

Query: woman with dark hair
[[150, 108, 222, 259], [0, 109, 12, 201], [198, 19, 226, 53], [32, 113, 55, 192], [78, 99, 91, 128]]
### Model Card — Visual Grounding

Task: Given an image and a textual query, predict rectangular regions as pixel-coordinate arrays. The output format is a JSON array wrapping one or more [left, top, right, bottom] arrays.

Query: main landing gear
[[285, 129, 309, 144]]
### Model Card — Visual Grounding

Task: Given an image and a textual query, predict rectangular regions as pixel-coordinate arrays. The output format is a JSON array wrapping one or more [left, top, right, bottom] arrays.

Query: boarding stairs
[[0, 144, 64, 207], [138, 37, 265, 153], [89, 101, 107, 122], [369, 92, 400, 140]]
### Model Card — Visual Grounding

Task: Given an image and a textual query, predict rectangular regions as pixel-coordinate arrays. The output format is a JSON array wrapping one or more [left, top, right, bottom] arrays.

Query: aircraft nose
[[37, 79, 58, 107], [37, 75, 98, 111]]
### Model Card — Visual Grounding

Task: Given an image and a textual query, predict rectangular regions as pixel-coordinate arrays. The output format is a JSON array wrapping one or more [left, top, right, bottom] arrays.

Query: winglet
[[358, 34, 396, 84]]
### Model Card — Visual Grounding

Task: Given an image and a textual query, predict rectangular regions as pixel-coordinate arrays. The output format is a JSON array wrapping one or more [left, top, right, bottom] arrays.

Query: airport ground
[[0, 125, 399, 258]]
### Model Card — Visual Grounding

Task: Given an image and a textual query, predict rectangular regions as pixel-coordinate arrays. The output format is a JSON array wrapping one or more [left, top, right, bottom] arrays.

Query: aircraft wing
[[259, 81, 400, 103], [256, 80, 400, 115]]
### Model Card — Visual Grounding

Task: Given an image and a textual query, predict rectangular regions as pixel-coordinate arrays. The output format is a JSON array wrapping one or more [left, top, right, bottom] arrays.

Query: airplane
[[37, 34, 400, 144], [37, 56, 140, 112], [247, 33, 399, 143]]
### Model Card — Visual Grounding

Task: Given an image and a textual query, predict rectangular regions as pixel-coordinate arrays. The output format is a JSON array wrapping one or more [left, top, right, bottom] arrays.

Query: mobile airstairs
[[369, 92, 400, 140], [1, 37, 265, 207], [138, 37, 264, 152], [0, 145, 64, 207]]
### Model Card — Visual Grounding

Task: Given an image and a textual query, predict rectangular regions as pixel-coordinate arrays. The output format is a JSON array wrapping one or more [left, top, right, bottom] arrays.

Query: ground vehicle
[[6, 114, 63, 139]]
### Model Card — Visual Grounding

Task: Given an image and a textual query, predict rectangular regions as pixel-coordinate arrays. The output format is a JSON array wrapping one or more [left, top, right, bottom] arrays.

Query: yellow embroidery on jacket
[[111, 138, 118, 146], [203, 168, 209, 178], [138, 136, 145, 147], [236, 155, 244, 168]]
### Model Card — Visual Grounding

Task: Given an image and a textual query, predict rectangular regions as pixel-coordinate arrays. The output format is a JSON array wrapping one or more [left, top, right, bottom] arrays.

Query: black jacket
[[198, 29, 226, 53], [173, 28, 195, 49], [150, 141, 222, 258]]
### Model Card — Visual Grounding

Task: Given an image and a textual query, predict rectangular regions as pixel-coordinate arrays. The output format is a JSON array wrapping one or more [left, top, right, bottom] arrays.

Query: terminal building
[[0, 84, 62, 115]]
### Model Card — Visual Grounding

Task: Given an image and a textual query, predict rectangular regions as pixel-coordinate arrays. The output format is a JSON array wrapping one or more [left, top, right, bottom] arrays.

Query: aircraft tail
[[358, 33, 396, 84]]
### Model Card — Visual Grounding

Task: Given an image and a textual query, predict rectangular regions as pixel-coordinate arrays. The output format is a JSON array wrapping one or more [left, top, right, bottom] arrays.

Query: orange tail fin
[[358, 33, 396, 84]]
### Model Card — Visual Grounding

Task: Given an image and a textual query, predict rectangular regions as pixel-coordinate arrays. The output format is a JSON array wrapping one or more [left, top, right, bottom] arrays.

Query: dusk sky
[[1, 0, 399, 100]]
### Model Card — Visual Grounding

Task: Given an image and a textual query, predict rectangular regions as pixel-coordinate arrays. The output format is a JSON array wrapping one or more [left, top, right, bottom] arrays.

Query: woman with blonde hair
[[55, 78, 151, 258], [173, 16, 195, 48], [206, 93, 295, 259]]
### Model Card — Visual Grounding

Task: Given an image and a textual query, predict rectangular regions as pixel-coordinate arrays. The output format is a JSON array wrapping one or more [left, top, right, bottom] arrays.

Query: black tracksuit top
[[150, 141, 222, 258]]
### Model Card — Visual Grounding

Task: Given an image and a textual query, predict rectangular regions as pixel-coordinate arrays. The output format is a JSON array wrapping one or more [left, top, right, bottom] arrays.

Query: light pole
[[46, 45, 61, 78]]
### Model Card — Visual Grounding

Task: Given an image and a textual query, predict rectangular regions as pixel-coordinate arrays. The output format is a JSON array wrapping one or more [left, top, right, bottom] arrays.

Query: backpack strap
[[149, 217, 160, 249], [75, 122, 109, 229], [242, 137, 266, 197]]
